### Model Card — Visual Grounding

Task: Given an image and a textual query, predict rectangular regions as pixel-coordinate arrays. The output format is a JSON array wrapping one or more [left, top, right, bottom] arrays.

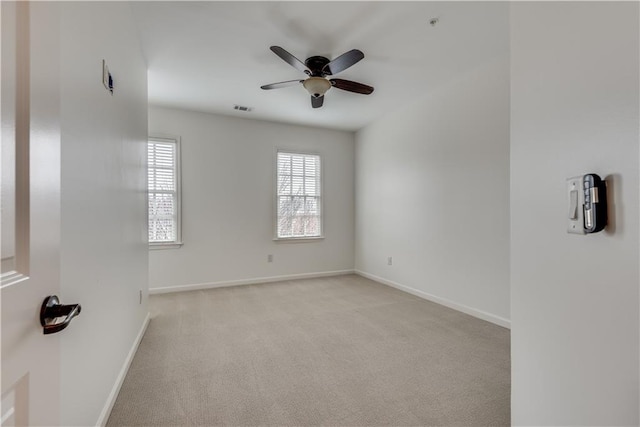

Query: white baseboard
[[149, 269, 356, 295], [96, 312, 151, 427], [355, 270, 511, 329]]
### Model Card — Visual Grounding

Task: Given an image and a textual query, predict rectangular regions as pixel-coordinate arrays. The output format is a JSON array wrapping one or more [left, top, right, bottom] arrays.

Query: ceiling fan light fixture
[[303, 77, 331, 98]]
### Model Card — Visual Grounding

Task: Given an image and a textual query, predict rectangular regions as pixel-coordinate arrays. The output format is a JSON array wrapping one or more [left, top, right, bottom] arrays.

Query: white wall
[[354, 52, 510, 327], [510, 3, 639, 425], [58, 3, 149, 425], [148, 106, 354, 291]]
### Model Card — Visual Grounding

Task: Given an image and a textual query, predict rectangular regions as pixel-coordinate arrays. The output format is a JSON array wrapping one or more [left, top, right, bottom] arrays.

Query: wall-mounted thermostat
[[567, 173, 607, 234]]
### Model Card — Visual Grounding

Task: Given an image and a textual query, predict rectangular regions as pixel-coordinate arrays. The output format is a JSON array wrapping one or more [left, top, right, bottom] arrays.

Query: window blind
[[277, 151, 321, 238], [148, 139, 178, 243]]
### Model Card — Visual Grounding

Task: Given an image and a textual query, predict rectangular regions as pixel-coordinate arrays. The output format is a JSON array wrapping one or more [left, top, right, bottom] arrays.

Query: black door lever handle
[[40, 295, 82, 335]]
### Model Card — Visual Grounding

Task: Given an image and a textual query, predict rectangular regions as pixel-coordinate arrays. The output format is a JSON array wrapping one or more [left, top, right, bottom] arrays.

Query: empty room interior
[[1, 1, 639, 426]]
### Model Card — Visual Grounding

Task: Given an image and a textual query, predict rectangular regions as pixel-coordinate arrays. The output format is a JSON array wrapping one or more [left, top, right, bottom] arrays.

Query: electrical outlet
[[267, 254, 273, 263], [387, 257, 393, 266]]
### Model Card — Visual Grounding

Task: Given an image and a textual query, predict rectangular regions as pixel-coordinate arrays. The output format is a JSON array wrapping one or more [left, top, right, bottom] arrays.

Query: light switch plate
[[567, 176, 585, 234]]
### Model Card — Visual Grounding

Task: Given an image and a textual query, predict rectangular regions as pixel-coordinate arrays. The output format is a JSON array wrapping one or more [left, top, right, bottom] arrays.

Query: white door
[[1, 2, 67, 425]]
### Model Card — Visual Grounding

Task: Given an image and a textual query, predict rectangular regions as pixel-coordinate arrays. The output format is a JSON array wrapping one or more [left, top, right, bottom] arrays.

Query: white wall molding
[[355, 270, 511, 329], [149, 270, 355, 295], [96, 313, 150, 427]]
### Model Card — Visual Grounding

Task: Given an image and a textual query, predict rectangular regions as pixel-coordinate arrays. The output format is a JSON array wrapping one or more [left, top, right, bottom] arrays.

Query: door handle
[[40, 295, 81, 335]]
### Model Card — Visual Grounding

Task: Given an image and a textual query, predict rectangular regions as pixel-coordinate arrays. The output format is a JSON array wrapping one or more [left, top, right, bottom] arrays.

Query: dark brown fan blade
[[330, 79, 374, 95], [270, 46, 310, 75], [261, 80, 303, 90], [311, 95, 324, 108], [322, 49, 364, 75]]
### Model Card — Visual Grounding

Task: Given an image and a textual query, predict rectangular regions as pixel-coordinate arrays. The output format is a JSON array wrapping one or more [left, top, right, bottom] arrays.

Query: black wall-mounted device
[[582, 174, 607, 233], [567, 173, 607, 235], [567, 173, 607, 234]]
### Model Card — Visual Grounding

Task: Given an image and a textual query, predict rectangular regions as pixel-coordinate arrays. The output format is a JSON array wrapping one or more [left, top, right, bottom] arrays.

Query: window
[[276, 151, 322, 239], [148, 137, 182, 247]]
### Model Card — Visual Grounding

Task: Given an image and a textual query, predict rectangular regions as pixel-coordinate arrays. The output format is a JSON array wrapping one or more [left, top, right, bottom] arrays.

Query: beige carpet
[[107, 274, 510, 426]]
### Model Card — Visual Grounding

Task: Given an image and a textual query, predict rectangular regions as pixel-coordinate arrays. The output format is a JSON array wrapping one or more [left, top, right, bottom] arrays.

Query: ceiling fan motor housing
[[305, 56, 331, 76]]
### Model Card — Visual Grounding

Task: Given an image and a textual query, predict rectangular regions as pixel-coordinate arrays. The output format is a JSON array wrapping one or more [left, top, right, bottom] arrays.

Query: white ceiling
[[131, 1, 508, 132]]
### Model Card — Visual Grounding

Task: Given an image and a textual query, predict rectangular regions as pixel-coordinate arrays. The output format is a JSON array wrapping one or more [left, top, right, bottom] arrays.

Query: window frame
[[148, 135, 183, 250], [273, 148, 324, 242]]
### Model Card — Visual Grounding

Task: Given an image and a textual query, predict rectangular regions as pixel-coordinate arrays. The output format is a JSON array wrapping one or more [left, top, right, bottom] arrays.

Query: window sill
[[149, 242, 183, 250], [273, 236, 324, 243]]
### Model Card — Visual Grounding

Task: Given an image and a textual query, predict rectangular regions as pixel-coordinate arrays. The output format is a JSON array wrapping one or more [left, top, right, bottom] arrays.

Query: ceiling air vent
[[233, 105, 252, 112]]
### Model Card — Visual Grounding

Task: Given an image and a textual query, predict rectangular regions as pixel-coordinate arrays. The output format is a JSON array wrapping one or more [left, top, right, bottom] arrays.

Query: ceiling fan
[[261, 46, 374, 109]]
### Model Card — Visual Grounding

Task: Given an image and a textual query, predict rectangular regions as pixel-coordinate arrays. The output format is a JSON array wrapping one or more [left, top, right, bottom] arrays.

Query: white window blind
[[148, 138, 181, 245], [276, 151, 321, 238]]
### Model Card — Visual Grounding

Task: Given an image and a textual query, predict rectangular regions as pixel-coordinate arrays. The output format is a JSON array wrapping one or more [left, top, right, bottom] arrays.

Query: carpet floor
[[107, 274, 510, 426]]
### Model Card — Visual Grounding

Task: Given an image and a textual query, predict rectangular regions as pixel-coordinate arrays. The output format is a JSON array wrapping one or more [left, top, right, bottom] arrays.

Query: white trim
[[0, 271, 28, 289], [96, 313, 151, 427], [355, 270, 511, 329], [149, 269, 354, 295], [273, 236, 324, 243], [149, 242, 183, 250]]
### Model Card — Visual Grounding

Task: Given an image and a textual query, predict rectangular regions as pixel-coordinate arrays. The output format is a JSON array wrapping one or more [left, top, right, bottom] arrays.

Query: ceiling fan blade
[[261, 80, 303, 90], [270, 46, 310, 75], [330, 79, 374, 95], [322, 49, 364, 75], [311, 95, 324, 109]]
